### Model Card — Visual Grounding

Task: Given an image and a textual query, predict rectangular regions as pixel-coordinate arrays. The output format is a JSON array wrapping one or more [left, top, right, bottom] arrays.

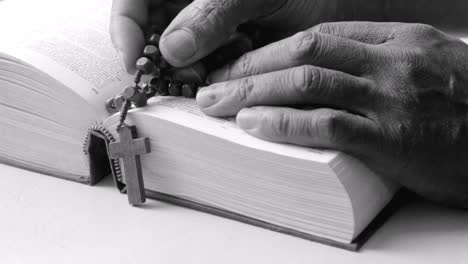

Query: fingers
[[207, 31, 380, 83], [236, 107, 378, 154], [110, 0, 165, 73], [110, 0, 149, 73], [159, 0, 286, 67], [197, 65, 375, 117], [311, 22, 403, 44]]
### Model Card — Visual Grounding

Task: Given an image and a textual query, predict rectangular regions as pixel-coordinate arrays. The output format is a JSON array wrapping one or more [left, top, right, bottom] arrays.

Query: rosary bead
[[122, 85, 147, 107], [113, 94, 125, 111], [148, 33, 161, 46], [143, 45, 160, 61], [122, 86, 137, 100], [136, 57, 155, 74], [168, 81, 182, 96], [181, 84, 197, 98], [133, 92, 148, 107]]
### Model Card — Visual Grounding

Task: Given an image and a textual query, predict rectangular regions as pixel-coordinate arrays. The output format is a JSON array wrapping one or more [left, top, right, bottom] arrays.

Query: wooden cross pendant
[[109, 125, 151, 205]]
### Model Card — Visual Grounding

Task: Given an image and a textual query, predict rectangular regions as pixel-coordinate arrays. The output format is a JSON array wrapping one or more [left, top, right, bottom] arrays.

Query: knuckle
[[359, 79, 377, 99], [318, 112, 339, 136], [412, 23, 438, 35], [188, 0, 240, 37], [398, 47, 431, 81], [314, 22, 333, 34], [200, 0, 236, 19], [237, 53, 256, 76], [401, 23, 442, 39], [234, 77, 255, 104], [293, 65, 324, 96], [267, 111, 292, 137], [316, 112, 348, 143], [291, 31, 323, 61]]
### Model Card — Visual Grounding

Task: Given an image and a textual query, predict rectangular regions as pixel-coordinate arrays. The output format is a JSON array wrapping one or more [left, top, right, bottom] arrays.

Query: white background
[[1, 164, 468, 264]]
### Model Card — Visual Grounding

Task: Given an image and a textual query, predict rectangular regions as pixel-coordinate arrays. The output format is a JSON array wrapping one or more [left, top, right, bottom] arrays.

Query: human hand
[[110, 0, 192, 73], [109, 0, 256, 80], [197, 22, 468, 208], [158, 0, 350, 67]]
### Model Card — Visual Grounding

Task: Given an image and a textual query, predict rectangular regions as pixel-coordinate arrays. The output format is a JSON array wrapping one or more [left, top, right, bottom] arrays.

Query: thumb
[[159, 0, 285, 67]]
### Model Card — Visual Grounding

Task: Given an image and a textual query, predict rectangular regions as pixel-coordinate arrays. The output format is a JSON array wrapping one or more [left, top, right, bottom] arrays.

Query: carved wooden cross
[[109, 125, 151, 205]]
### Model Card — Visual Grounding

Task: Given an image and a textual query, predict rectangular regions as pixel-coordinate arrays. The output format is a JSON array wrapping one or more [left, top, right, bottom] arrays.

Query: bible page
[[107, 97, 340, 164], [0, 0, 129, 121]]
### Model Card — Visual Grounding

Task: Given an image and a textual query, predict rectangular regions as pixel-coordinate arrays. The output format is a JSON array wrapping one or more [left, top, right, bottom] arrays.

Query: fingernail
[[161, 29, 197, 64], [196, 86, 221, 109], [237, 108, 259, 130]]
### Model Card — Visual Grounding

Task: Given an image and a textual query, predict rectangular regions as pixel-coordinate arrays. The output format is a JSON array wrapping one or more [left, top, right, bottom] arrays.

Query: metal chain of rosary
[[105, 29, 202, 132]]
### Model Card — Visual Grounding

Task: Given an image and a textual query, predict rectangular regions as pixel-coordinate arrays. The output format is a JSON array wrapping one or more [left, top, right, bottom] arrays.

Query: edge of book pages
[[144, 189, 410, 251], [84, 125, 407, 251], [0, 157, 91, 184]]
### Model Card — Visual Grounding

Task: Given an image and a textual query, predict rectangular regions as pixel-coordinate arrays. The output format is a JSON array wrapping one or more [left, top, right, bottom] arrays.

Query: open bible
[[0, 0, 408, 250]]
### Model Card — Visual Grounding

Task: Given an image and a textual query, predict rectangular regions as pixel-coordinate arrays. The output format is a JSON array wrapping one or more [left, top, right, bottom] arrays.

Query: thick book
[[0, 0, 416, 251]]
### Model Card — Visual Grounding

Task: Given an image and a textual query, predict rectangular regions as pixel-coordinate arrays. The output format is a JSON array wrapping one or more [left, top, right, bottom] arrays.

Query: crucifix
[[109, 125, 151, 205]]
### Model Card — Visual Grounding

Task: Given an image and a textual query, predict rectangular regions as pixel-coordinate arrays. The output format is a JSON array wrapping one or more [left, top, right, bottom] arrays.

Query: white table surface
[[1, 164, 468, 264]]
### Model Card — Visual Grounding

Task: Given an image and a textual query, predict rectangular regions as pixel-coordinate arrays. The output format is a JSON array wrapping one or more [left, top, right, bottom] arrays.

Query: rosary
[[106, 25, 256, 205], [105, 28, 203, 205]]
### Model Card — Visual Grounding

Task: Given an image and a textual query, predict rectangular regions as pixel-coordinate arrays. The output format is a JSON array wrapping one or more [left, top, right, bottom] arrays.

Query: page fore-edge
[[86, 128, 410, 251]]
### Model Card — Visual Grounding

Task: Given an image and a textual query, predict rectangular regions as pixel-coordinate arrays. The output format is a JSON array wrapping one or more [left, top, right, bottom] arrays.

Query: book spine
[[83, 124, 126, 192]]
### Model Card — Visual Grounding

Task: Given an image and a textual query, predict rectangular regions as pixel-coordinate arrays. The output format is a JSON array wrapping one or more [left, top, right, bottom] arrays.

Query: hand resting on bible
[[111, 0, 468, 208]]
